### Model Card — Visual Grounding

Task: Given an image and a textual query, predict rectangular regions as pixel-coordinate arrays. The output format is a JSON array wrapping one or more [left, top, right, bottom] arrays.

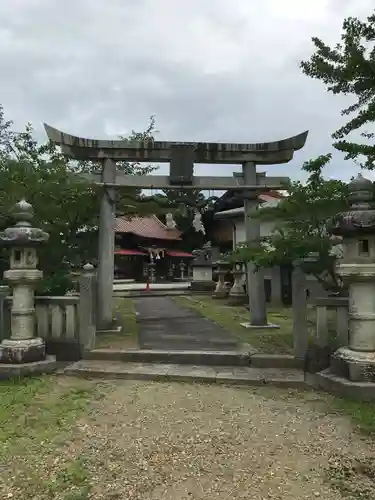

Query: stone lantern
[[330, 173, 375, 381], [0, 199, 49, 364], [190, 242, 216, 292], [212, 259, 230, 299], [228, 262, 247, 305]]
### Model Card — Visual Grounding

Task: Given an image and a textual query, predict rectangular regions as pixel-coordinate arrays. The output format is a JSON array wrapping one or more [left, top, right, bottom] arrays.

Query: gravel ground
[[3, 379, 375, 499]]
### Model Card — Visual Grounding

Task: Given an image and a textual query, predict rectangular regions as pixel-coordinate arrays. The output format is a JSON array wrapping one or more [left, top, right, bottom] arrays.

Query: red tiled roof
[[115, 215, 181, 241], [114, 249, 147, 256], [166, 250, 193, 258], [259, 192, 284, 202]]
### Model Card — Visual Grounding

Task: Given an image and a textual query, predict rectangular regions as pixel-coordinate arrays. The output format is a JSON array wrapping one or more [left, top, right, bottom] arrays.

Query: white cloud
[[0, 0, 373, 181]]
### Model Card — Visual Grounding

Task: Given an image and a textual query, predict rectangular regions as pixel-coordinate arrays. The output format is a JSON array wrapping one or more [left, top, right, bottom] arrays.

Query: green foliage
[[0, 105, 159, 295], [229, 155, 349, 293], [300, 11, 375, 168]]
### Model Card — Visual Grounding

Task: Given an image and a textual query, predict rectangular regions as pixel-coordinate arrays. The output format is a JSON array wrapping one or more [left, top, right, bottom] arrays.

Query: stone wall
[[0, 267, 97, 362]]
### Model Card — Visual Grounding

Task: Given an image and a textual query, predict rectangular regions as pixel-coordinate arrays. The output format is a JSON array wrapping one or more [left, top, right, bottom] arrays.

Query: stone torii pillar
[[97, 158, 116, 332], [242, 161, 267, 326]]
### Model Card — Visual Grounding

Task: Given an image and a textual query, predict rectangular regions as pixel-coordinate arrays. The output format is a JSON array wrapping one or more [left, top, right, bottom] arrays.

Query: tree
[[229, 155, 349, 294], [161, 189, 215, 251], [300, 10, 375, 169], [0, 105, 160, 295]]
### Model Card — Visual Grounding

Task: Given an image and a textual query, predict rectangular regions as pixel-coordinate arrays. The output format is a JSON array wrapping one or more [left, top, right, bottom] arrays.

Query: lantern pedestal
[[0, 337, 45, 364], [330, 262, 375, 382], [228, 267, 247, 306], [332, 347, 375, 382]]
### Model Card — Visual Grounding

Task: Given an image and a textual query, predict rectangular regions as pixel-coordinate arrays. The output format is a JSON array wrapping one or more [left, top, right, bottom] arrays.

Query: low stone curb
[[314, 369, 375, 402], [84, 349, 302, 369], [63, 360, 306, 389], [113, 291, 193, 298], [85, 349, 251, 366]]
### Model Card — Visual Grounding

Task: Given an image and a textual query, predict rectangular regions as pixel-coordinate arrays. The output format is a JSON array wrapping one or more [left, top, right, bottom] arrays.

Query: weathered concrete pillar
[[242, 162, 267, 325], [292, 263, 309, 359], [270, 266, 282, 305], [97, 158, 116, 331], [79, 263, 97, 350]]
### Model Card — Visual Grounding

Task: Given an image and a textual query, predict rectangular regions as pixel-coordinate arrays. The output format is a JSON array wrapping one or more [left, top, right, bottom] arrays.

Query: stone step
[[136, 313, 198, 322], [63, 360, 306, 388], [138, 342, 239, 352], [85, 349, 302, 369], [85, 349, 252, 366]]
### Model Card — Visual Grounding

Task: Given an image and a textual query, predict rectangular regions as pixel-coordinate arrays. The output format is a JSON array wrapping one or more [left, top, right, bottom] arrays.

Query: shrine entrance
[[44, 124, 308, 332]]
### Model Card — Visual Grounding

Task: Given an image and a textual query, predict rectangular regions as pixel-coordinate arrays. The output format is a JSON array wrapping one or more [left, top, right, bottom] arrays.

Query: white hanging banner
[[192, 210, 206, 234]]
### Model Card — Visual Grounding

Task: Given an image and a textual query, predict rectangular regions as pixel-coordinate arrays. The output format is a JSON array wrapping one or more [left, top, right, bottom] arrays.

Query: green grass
[[173, 295, 342, 354], [42, 457, 92, 500], [0, 376, 95, 450], [95, 297, 139, 349], [174, 295, 297, 353], [0, 375, 105, 499], [333, 397, 375, 436]]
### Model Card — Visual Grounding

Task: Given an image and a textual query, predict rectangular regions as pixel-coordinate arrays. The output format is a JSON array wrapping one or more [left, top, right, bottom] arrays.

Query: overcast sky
[[0, 0, 373, 183]]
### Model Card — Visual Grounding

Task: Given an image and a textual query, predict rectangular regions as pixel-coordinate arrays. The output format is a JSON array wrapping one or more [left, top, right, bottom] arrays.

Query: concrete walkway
[[113, 282, 190, 291], [134, 296, 240, 351]]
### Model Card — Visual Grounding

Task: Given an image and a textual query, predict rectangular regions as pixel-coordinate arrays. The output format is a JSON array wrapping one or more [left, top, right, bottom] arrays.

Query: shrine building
[[114, 215, 193, 281]]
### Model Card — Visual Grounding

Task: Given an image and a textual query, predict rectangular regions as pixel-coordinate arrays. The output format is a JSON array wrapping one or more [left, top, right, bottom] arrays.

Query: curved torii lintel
[[44, 123, 308, 154]]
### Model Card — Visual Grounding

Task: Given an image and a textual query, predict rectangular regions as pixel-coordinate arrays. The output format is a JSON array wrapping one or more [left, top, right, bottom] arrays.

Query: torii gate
[[44, 124, 308, 331]]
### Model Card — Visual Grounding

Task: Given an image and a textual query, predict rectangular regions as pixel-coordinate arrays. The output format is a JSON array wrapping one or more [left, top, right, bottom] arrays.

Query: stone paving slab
[[64, 360, 306, 388], [134, 296, 241, 351]]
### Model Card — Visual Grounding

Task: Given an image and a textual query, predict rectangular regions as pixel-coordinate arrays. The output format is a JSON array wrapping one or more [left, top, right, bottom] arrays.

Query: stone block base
[[314, 368, 375, 402], [240, 322, 280, 330], [0, 356, 58, 380], [190, 281, 216, 293], [0, 337, 45, 364], [227, 294, 247, 306], [304, 344, 332, 374], [96, 326, 122, 336], [46, 338, 83, 362], [212, 290, 229, 299], [332, 347, 375, 382]]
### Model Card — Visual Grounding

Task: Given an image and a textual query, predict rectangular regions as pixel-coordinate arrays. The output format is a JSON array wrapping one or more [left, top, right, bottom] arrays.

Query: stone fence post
[[79, 263, 97, 350], [292, 261, 309, 360]]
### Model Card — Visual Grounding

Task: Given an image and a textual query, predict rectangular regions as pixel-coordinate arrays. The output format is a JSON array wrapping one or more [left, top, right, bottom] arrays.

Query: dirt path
[[3, 379, 375, 499]]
